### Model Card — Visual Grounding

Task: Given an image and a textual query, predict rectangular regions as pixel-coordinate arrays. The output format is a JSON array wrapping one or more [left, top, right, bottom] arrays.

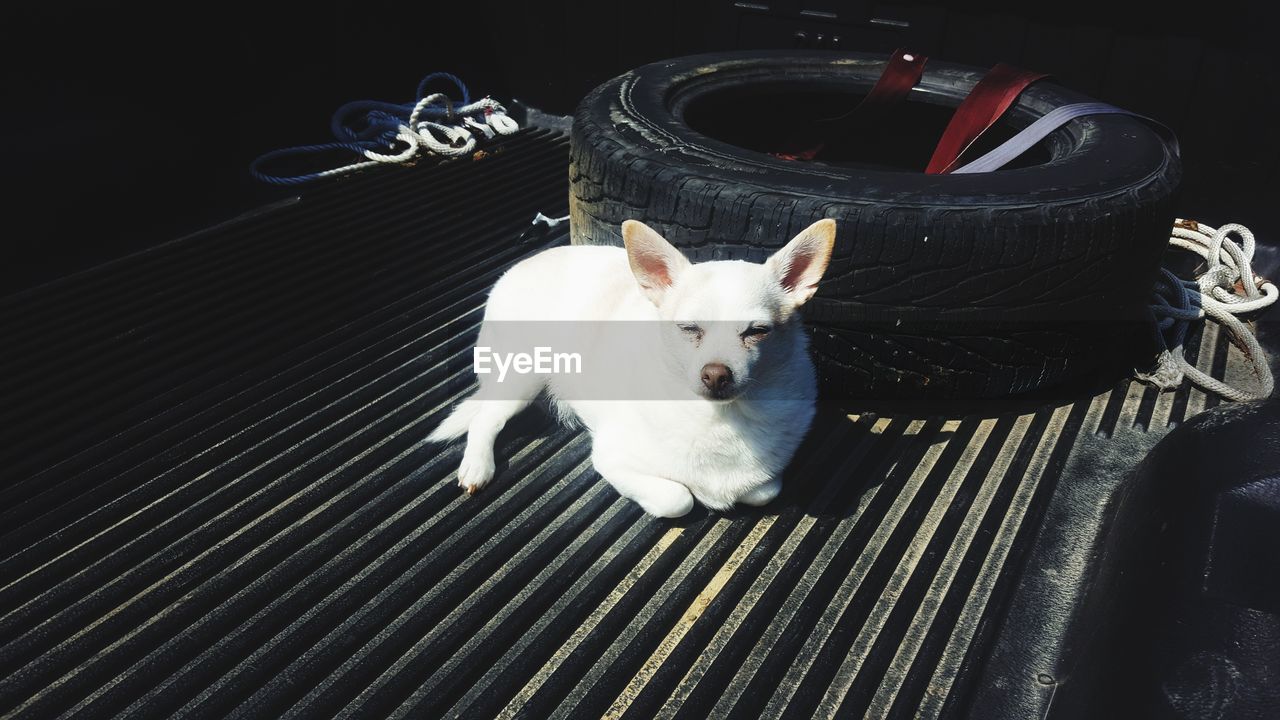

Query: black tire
[[569, 50, 1180, 402]]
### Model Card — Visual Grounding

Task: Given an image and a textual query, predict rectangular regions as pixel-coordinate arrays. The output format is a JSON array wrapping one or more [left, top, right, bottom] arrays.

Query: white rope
[[532, 212, 570, 228], [362, 128, 422, 163], [1136, 219, 1277, 402], [318, 94, 518, 178]]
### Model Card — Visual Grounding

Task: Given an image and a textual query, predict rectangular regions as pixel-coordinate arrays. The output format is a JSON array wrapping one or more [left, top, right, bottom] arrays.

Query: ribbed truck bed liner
[[0, 129, 1244, 718]]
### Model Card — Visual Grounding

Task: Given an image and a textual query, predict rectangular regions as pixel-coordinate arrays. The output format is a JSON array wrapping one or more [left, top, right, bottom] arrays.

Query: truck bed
[[0, 129, 1249, 718]]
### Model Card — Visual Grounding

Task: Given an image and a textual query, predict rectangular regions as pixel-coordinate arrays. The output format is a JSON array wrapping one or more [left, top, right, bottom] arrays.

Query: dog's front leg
[[592, 451, 693, 518]]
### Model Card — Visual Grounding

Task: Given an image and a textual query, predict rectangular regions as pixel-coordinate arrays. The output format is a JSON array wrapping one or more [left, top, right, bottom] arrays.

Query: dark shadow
[[824, 356, 1133, 418], [704, 404, 959, 525]]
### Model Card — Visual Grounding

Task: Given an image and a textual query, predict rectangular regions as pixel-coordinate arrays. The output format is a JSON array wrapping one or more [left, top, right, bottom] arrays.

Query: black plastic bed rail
[[0, 128, 1235, 719]]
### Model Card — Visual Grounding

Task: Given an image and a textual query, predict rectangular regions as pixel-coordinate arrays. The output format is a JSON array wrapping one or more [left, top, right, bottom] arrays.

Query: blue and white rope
[[251, 72, 518, 186], [1137, 220, 1277, 401]]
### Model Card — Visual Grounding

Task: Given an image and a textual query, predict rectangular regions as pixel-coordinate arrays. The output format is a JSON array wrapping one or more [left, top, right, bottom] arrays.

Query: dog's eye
[[677, 323, 703, 336], [742, 325, 772, 338]]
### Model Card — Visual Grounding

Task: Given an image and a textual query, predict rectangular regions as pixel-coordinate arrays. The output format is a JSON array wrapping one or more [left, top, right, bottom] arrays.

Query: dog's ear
[[623, 220, 691, 306], [766, 219, 836, 307]]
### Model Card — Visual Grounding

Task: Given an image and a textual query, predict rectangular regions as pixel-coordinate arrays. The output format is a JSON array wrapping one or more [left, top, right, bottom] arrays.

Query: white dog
[[427, 218, 836, 517]]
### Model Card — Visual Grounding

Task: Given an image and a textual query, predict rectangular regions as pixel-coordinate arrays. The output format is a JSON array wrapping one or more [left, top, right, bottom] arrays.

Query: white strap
[[952, 102, 1178, 174]]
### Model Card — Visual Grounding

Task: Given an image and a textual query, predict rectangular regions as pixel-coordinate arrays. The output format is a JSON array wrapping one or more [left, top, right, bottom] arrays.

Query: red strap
[[862, 48, 928, 111], [925, 63, 1047, 174], [773, 48, 926, 162]]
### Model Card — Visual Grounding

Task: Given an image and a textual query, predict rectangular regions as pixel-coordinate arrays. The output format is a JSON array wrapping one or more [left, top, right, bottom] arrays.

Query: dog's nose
[[701, 363, 734, 393]]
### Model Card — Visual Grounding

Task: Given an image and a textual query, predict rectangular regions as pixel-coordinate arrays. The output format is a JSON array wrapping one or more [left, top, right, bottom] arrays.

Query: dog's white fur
[[428, 219, 836, 517]]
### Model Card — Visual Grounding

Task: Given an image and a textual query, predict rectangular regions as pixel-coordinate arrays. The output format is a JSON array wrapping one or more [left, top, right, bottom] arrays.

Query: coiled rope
[[250, 72, 518, 186], [1138, 219, 1278, 401]]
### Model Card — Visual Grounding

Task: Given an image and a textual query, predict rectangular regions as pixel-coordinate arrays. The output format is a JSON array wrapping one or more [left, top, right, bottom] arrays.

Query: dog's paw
[[636, 484, 695, 518], [457, 450, 495, 495], [737, 479, 782, 507]]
